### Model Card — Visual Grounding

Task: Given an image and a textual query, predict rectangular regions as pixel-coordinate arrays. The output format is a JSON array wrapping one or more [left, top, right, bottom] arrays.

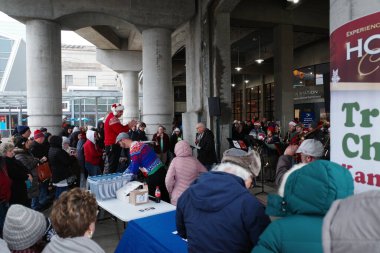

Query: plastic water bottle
[[155, 186, 161, 203]]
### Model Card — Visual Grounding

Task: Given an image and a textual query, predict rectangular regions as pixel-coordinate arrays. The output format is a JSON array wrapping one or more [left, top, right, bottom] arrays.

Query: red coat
[[104, 113, 130, 146], [84, 140, 103, 166], [0, 166, 12, 202]]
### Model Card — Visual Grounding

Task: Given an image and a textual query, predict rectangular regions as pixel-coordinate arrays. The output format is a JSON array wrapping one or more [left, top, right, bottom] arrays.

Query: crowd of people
[[0, 105, 374, 253], [231, 117, 330, 183]]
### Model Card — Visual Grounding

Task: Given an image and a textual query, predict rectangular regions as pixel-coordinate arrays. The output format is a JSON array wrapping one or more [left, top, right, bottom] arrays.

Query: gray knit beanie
[[3, 204, 47, 250]]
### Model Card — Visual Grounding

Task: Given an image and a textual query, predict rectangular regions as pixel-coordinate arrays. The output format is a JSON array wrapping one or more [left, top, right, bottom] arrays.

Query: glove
[[143, 172, 148, 178]]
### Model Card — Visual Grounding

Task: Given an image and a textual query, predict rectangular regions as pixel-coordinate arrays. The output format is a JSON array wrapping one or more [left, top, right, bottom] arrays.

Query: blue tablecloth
[[114, 211, 188, 253]]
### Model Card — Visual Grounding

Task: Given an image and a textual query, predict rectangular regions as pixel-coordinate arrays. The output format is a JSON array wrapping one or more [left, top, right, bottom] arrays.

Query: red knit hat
[[34, 130, 44, 140]]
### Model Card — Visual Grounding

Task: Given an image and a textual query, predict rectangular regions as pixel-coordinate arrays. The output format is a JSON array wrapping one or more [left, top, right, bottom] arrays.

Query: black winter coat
[[196, 129, 218, 165], [30, 141, 49, 159], [5, 157, 29, 207], [48, 146, 72, 183]]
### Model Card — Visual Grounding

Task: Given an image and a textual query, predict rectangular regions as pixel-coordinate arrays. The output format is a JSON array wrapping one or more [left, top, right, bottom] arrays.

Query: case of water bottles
[[87, 173, 134, 201]]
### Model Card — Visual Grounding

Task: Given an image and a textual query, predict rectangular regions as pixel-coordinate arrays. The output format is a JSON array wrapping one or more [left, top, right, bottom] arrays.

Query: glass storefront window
[[232, 89, 242, 121], [246, 86, 261, 121], [265, 83, 274, 120]]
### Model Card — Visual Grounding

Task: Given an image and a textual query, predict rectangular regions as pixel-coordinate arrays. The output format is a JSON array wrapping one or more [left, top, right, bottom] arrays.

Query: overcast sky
[[0, 11, 93, 46]]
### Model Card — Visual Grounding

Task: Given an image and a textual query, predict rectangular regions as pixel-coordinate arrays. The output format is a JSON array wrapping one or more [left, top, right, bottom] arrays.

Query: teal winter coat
[[252, 160, 354, 253]]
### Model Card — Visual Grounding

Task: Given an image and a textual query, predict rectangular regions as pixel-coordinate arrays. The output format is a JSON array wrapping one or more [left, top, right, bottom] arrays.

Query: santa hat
[[33, 130, 44, 140], [254, 121, 261, 126], [289, 121, 297, 127], [111, 103, 124, 115]]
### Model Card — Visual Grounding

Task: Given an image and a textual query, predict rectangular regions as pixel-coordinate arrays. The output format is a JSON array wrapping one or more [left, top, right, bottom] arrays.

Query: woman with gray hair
[[0, 142, 30, 207]]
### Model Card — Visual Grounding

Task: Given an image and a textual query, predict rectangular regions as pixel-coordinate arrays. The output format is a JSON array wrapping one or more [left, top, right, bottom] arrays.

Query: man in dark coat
[[48, 136, 72, 199], [176, 149, 270, 253], [29, 130, 51, 208], [195, 123, 218, 171]]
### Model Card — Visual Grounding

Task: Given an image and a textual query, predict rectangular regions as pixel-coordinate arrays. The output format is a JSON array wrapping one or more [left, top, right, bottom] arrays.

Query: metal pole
[[18, 106, 22, 126], [79, 99, 82, 127], [71, 99, 75, 126], [8, 106, 12, 137], [95, 97, 99, 124]]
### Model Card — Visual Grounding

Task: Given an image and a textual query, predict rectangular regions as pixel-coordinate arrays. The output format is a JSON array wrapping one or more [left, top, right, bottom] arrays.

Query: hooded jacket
[[165, 140, 206, 205], [42, 236, 105, 253], [83, 130, 103, 166], [252, 160, 354, 253], [176, 171, 270, 253], [323, 190, 380, 253]]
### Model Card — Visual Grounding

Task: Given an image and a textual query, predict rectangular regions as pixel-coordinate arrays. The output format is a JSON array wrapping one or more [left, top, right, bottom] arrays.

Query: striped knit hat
[[3, 204, 47, 250]]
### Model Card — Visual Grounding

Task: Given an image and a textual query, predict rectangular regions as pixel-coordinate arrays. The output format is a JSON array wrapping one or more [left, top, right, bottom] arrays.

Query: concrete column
[[183, 15, 203, 145], [96, 49, 142, 125], [26, 19, 61, 134], [120, 71, 139, 123], [212, 13, 232, 157], [273, 24, 294, 130], [142, 28, 173, 138], [330, 0, 380, 32]]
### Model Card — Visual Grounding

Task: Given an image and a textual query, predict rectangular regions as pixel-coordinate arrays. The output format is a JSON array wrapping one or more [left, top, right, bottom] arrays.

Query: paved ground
[[91, 182, 278, 253]]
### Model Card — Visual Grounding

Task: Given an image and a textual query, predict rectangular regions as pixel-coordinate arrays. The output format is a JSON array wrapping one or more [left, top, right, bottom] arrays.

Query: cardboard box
[[116, 181, 144, 202], [129, 184, 149, 205]]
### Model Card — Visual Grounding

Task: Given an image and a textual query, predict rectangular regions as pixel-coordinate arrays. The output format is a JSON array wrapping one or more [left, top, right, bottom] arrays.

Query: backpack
[[0, 163, 12, 202]]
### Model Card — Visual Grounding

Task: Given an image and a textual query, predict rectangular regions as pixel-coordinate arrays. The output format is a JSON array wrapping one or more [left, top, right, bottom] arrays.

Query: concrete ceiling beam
[[0, 0, 195, 30], [231, 0, 328, 30], [96, 49, 142, 72], [75, 26, 121, 50], [215, 0, 242, 14]]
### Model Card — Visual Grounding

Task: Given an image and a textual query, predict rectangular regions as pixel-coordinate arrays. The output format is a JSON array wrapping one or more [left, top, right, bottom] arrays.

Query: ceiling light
[[245, 80, 249, 84], [287, 0, 299, 3], [232, 83, 236, 87], [235, 47, 242, 72], [255, 59, 264, 64], [255, 35, 264, 64], [251, 87, 254, 90]]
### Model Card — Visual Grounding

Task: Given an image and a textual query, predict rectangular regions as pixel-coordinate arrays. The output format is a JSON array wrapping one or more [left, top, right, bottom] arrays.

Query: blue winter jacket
[[176, 171, 270, 253]]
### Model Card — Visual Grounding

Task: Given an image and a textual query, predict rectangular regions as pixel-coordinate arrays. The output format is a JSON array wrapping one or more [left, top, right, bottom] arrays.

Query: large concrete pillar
[[120, 71, 139, 122], [330, 0, 380, 31], [273, 24, 294, 130], [183, 13, 203, 145], [26, 20, 61, 135], [142, 28, 173, 138], [213, 13, 232, 157]]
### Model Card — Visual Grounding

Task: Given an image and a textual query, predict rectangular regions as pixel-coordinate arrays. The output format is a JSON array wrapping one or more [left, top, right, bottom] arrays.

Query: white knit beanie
[[3, 204, 47, 250]]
